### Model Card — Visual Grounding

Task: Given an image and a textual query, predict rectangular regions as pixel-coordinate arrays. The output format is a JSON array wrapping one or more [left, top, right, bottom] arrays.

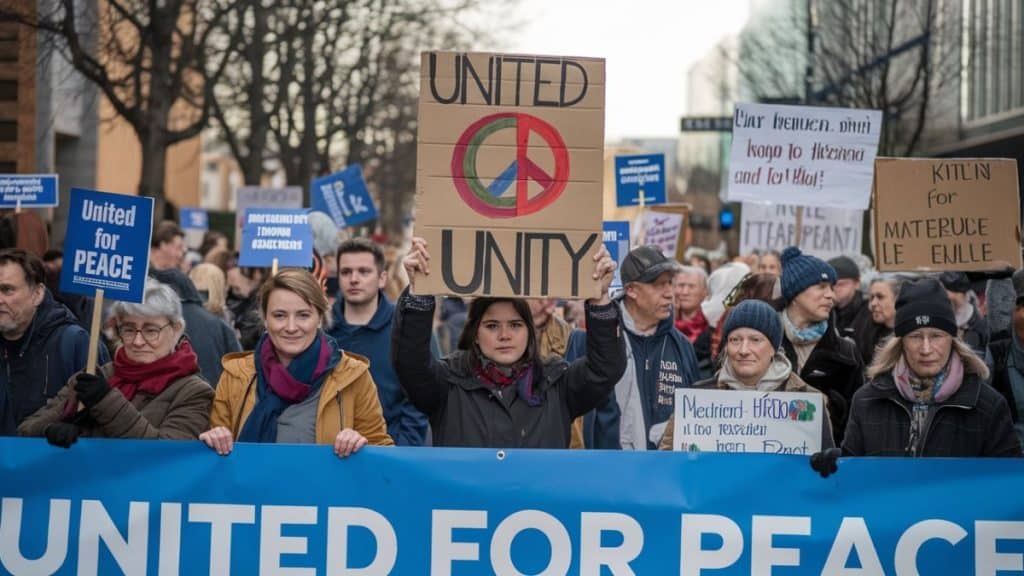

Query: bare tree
[[1, 0, 237, 221]]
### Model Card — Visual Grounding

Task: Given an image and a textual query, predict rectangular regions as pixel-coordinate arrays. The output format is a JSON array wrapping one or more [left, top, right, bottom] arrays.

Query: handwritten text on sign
[[641, 211, 684, 258], [873, 158, 1022, 272], [740, 203, 862, 259], [672, 388, 823, 454], [726, 103, 882, 210]]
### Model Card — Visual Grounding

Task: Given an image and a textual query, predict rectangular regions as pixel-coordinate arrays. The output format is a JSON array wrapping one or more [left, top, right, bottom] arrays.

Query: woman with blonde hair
[[189, 262, 230, 322], [201, 269, 393, 457]]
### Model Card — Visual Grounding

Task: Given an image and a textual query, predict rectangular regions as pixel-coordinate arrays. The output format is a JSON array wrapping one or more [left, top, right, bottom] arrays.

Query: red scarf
[[675, 309, 710, 343], [108, 339, 200, 401]]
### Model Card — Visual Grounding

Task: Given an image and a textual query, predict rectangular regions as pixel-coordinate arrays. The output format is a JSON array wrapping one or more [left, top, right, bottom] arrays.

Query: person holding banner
[[201, 269, 393, 457], [18, 279, 213, 445], [659, 299, 834, 450], [838, 278, 1020, 459], [392, 237, 625, 449]]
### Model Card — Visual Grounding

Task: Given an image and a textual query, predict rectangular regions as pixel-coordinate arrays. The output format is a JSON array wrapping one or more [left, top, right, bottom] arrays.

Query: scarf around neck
[[782, 310, 828, 345], [719, 352, 793, 391], [893, 352, 964, 406], [238, 331, 337, 443], [473, 346, 541, 407], [676, 309, 709, 343]]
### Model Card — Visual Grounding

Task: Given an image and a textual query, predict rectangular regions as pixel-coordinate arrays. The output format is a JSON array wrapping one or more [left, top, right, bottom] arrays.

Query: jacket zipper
[[336, 391, 344, 430], [918, 402, 971, 456]]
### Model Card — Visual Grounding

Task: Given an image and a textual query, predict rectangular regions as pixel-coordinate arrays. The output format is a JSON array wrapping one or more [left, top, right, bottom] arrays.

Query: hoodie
[[329, 293, 429, 446], [150, 268, 240, 386]]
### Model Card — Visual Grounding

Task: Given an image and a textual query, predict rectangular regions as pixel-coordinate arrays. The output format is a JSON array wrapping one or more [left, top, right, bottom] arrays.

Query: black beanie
[[894, 278, 957, 337], [938, 271, 970, 293], [827, 256, 860, 281]]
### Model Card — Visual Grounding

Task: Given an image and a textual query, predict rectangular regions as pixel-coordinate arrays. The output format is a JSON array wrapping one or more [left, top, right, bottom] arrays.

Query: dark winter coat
[[391, 291, 626, 448]]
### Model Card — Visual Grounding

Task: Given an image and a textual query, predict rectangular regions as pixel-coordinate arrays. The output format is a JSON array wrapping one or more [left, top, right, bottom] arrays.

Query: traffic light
[[718, 206, 735, 231]]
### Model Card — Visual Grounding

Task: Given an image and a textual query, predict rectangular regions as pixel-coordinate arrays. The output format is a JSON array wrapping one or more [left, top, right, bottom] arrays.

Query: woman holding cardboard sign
[[201, 269, 393, 457], [19, 278, 213, 445], [658, 299, 835, 451], [392, 237, 625, 448]]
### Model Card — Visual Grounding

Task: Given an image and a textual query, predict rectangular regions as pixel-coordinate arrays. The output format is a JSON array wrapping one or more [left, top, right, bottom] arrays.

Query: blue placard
[[179, 207, 208, 231], [615, 153, 666, 206], [1, 438, 1023, 575], [58, 188, 153, 303], [0, 174, 58, 207], [603, 220, 630, 290], [311, 165, 378, 228], [238, 207, 313, 267]]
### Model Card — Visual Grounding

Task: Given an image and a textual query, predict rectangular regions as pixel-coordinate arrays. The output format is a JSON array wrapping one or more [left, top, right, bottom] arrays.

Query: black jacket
[[781, 319, 863, 444], [842, 369, 1021, 457], [990, 338, 1021, 422], [150, 268, 240, 386], [391, 290, 626, 448]]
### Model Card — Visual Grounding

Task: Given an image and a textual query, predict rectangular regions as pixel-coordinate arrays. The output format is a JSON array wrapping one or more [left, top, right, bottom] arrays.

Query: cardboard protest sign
[[311, 165, 379, 228], [0, 174, 58, 207], [615, 154, 665, 207], [234, 186, 302, 246], [414, 51, 605, 298], [873, 158, 1022, 272], [60, 188, 153, 303], [726, 103, 882, 210], [671, 389, 823, 454], [602, 221, 630, 290], [740, 202, 862, 260], [640, 211, 684, 259], [239, 208, 313, 268]]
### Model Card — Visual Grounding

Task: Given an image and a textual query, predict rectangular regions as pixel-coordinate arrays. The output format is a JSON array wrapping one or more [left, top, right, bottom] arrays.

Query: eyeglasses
[[117, 322, 172, 344], [904, 331, 952, 347]]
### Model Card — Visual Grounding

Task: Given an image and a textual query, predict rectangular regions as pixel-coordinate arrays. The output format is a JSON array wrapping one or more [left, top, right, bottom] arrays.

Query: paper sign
[[0, 174, 58, 207], [414, 51, 605, 298], [672, 388, 823, 454], [311, 165, 378, 228], [726, 103, 882, 209], [238, 208, 313, 268], [873, 158, 1022, 272], [641, 211, 684, 258], [615, 154, 666, 206], [740, 203, 862, 259], [603, 221, 630, 290], [59, 188, 153, 303]]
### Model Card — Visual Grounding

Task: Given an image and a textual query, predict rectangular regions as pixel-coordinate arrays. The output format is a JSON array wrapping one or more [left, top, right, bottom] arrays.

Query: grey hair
[[308, 211, 340, 257], [869, 273, 905, 296], [866, 334, 989, 381], [676, 265, 708, 289], [110, 278, 185, 327]]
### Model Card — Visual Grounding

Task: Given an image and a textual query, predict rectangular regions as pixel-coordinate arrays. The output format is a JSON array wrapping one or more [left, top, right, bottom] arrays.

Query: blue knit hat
[[722, 299, 783, 350], [780, 246, 836, 303]]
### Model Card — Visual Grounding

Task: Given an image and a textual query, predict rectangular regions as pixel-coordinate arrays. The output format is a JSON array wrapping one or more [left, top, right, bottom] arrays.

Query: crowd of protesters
[[1, 214, 1020, 473]]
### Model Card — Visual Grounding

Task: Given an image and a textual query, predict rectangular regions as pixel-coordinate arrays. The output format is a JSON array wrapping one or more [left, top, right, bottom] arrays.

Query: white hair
[[110, 278, 184, 326]]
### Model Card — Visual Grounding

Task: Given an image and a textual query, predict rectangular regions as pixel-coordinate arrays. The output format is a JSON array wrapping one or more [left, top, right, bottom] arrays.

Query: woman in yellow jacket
[[200, 269, 393, 456]]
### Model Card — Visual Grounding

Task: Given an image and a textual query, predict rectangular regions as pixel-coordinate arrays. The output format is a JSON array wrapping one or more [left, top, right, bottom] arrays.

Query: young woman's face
[[476, 302, 529, 367]]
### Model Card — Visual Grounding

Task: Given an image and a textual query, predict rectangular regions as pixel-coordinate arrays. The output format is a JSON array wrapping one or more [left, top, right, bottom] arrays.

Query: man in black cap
[[579, 245, 700, 450], [828, 256, 872, 343], [939, 271, 991, 360]]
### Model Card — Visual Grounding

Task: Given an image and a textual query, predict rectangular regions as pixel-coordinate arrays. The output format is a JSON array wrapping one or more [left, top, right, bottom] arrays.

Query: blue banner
[[0, 174, 58, 207], [59, 188, 153, 303], [179, 208, 208, 231], [238, 208, 313, 267], [311, 165, 378, 228], [1, 438, 1022, 575], [615, 153, 666, 207], [603, 220, 630, 291]]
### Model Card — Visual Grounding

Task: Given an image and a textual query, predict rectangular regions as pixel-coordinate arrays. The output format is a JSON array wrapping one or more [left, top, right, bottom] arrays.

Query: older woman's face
[[903, 327, 953, 378], [117, 313, 181, 363], [869, 282, 897, 327], [725, 327, 776, 385], [265, 288, 321, 366]]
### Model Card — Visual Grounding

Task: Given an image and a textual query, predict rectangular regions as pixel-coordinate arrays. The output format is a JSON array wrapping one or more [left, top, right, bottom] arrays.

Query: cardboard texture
[[873, 158, 1022, 272], [415, 51, 605, 297]]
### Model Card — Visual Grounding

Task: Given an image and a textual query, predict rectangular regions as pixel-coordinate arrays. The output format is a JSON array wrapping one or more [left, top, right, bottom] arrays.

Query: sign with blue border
[[238, 207, 312, 267], [311, 165, 378, 228], [615, 154, 666, 207], [602, 220, 630, 290], [58, 188, 153, 303], [179, 207, 208, 231], [0, 174, 58, 207]]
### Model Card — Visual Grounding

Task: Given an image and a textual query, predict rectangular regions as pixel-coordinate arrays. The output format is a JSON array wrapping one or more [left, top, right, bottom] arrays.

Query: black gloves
[[810, 448, 842, 478], [74, 372, 111, 408], [44, 422, 81, 448]]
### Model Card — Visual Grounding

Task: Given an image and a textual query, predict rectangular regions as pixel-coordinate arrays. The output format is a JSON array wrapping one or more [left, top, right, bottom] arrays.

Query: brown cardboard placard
[[414, 51, 606, 297], [873, 157, 1022, 272]]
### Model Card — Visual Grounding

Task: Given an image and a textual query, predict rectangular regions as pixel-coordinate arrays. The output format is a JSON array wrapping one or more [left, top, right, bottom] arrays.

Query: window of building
[[964, 0, 1024, 122], [0, 120, 16, 142]]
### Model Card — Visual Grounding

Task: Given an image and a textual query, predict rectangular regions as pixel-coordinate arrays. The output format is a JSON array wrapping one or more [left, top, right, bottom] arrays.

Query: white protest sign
[[740, 203, 862, 259], [672, 388, 823, 454], [234, 186, 302, 246], [726, 103, 882, 210], [640, 211, 684, 258]]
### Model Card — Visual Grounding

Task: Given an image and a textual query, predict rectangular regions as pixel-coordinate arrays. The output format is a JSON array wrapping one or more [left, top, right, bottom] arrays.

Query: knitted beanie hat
[[780, 246, 836, 303], [894, 277, 957, 337], [721, 299, 783, 350]]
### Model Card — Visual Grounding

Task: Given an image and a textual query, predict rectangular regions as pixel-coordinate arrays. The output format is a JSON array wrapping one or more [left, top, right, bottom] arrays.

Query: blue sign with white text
[[603, 220, 630, 290], [239, 207, 312, 267], [1, 439, 1022, 575], [0, 174, 58, 207], [615, 153, 666, 206], [311, 165, 378, 228], [59, 188, 153, 303], [179, 207, 208, 231]]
